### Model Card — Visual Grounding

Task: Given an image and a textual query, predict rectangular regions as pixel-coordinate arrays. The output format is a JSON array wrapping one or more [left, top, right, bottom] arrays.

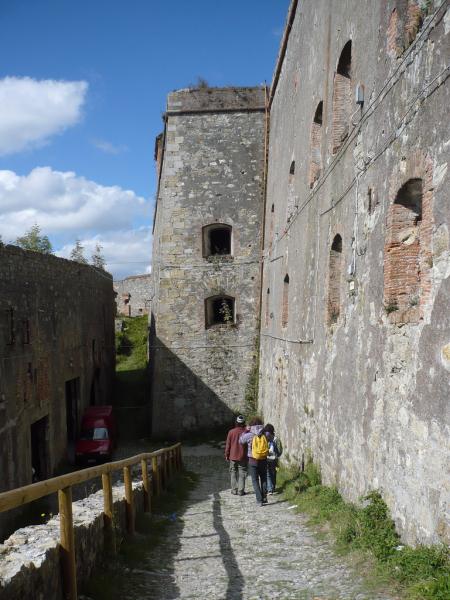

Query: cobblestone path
[[107, 445, 396, 600]]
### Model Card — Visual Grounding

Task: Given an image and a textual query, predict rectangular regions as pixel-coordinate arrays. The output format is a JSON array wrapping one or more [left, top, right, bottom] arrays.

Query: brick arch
[[384, 152, 433, 324], [327, 234, 343, 325], [309, 101, 323, 187], [331, 41, 352, 155]]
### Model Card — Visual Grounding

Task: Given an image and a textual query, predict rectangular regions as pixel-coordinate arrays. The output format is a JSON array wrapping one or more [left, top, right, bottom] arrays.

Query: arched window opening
[[327, 235, 343, 325], [337, 40, 352, 78], [281, 274, 289, 328], [205, 295, 235, 328], [309, 101, 323, 188], [289, 160, 296, 175], [384, 178, 424, 322], [265, 288, 270, 327], [332, 41, 352, 154], [203, 224, 232, 257]]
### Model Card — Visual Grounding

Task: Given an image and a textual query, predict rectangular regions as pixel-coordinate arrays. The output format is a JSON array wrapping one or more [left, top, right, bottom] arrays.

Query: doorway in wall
[[30, 416, 49, 482], [65, 378, 80, 464]]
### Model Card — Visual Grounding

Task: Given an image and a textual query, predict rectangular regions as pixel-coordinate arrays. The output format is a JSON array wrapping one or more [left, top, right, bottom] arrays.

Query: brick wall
[[327, 236, 343, 325]]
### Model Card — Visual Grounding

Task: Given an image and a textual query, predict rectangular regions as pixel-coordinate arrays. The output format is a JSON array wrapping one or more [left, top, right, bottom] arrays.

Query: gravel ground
[[97, 444, 396, 600]]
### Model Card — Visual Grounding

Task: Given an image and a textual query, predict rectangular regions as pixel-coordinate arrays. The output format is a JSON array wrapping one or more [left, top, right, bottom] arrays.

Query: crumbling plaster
[[259, 0, 450, 544]]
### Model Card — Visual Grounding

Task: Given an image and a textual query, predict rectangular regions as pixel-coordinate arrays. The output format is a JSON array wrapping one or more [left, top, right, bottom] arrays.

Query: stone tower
[[150, 86, 266, 437]]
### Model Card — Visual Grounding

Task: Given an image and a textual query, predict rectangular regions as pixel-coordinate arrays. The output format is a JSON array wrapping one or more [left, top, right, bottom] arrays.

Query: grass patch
[[278, 461, 450, 599], [116, 316, 148, 372], [114, 317, 149, 438]]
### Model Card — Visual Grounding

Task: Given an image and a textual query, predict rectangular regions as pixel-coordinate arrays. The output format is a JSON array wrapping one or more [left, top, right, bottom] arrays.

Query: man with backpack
[[225, 415, 248, 496], [239, 417, 269, 506]]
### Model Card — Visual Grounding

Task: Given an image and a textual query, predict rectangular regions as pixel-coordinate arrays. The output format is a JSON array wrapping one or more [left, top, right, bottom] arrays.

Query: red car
[[75, 406, 117, 465]]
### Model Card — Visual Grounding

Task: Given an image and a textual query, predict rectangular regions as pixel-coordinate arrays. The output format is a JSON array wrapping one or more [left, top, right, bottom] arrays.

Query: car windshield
[[80, 427, 109, 441]]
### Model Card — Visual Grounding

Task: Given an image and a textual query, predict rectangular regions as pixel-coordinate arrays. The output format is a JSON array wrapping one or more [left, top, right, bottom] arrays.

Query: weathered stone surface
[[0, 244, 115, 540], [0, 479, 144, 600], [150, 87, 265, 437], [114, 274, 152, 317], [259, 0, 450, 545]]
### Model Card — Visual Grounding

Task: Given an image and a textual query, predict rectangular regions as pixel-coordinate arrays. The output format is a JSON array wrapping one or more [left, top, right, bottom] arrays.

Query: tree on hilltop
[[15, 224, 53, 254], [91, 243, 106, 270], [70, 239, 88, 264]]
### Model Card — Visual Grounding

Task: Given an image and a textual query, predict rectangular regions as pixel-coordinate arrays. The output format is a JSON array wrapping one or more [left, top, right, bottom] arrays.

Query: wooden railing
[[0, 443, 182, 600]]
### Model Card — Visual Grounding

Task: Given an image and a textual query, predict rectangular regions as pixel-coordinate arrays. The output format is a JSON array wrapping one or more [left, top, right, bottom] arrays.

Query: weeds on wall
[[278, 461, 450, 599], [243, 336, 260, 420]]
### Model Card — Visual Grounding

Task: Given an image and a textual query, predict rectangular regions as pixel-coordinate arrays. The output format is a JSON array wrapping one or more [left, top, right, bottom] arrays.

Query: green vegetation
[[278, 461, 450, 599], [114, 316, 149, 438], [243, 336, 260, 419], [15, 224, 53, 254], [115, 316, 148, 372]]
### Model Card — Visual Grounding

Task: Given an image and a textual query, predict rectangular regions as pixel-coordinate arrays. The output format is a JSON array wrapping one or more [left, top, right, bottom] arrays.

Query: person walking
[[239, 417, 268, 506], [264, 423, 283, 494], [225, 415, 248, 496]]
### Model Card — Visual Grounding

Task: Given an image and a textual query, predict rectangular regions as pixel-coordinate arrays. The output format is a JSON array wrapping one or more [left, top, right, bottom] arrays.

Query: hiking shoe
[[238, 491, 246, 496], [231, 489, 238, 495], [262, 498, 268, 505]]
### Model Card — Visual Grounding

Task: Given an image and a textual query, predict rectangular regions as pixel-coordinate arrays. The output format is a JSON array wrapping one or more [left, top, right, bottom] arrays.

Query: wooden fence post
[[160, 453, 166, 491], [178, 444, 182, 470], [123, 466, 135, 535], [102, 472, 115, 554], [58, 486, 77, 600], [141, 458, 150, 513], [167, 449, 172, 480], [152, 455, 160, 496]]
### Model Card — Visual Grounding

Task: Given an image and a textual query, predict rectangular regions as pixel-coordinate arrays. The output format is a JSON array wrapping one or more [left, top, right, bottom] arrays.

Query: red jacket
[[225, 426, 247, 461]]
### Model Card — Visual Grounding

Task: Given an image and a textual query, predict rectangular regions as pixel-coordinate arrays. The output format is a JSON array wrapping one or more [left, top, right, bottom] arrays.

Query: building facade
[[259, 0, 450, 545], [114, 274, 152, 317], [150, 87, 266, 437], [0, 245, 115, 534]]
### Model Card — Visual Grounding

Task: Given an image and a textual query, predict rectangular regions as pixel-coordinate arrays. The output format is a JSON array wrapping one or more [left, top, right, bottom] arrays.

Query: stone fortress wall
[[150, 87, 266, 437], [114, 274, 152, 317], [259, 0, 450, 545], [0, 244, 115, 538]]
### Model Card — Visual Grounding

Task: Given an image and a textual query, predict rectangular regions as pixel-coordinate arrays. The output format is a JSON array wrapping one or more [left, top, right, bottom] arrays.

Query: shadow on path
[[212, 491, 244, 600]]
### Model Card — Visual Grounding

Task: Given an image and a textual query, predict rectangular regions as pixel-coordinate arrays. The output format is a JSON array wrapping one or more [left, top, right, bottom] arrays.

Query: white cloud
[[0, 167, 152, 278], [92, 139, 128, 155], [0, 77, 87, 155], [0, 166, 148, 238], [57, 228, 152, 280]]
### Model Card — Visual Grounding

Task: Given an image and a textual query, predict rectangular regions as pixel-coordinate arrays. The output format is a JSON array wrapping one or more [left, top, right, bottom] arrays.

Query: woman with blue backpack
[[264, 423, 283, 494]]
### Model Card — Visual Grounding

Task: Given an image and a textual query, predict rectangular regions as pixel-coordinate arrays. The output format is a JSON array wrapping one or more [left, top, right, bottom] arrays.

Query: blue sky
[[0, 0, 289, 278]]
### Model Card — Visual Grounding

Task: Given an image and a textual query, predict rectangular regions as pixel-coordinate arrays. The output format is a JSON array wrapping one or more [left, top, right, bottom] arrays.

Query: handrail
[[0, 442, 182, 600], [0, 444, 180, 513]]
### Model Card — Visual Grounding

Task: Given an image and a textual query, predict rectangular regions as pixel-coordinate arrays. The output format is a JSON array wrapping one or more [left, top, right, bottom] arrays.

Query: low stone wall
[[0, 479, 144, 599]]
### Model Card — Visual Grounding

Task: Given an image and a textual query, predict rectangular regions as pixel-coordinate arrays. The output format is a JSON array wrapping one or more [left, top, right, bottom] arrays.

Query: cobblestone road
[[102, 444, 396, 600]]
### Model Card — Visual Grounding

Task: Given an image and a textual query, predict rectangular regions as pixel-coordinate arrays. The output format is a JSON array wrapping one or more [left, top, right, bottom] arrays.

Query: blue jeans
[[267, 459, 277, 492], [249, 461, 267, 503]]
